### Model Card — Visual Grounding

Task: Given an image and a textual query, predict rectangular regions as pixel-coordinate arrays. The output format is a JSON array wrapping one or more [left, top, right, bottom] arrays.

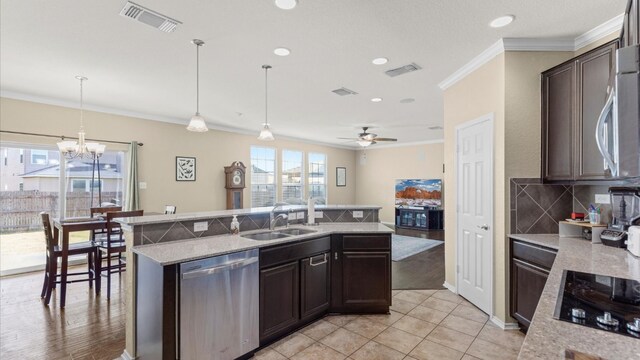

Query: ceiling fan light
[[258, 124, 275, 141], [187, 113, 209, 132], [275, 0, 297, 10], [357, 140, 372, 147]]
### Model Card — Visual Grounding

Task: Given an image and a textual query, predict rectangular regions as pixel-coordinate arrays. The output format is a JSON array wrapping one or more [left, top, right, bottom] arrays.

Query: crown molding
[[357, 139, 444, 150], [439, 14, 623, 90], [0, 91, 356, 151]]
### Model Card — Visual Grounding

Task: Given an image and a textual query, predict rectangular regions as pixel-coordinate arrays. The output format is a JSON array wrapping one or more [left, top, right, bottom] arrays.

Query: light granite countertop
[[509, 234, 560, 250], [132, 222, 393, 266], [118, 204, 382, 226], [513, 234, 640, 360]]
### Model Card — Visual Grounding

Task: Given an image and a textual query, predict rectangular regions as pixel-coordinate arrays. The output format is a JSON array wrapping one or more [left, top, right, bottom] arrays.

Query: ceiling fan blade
[[337, 137, 360, 140], [373, 138, 398, 142]]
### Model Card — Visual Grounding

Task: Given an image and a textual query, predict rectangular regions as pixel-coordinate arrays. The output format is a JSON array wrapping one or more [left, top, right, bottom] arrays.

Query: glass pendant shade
[[258, 124, 275, 141], [357, 140, 373, 147], [187, 113, 208, 132]]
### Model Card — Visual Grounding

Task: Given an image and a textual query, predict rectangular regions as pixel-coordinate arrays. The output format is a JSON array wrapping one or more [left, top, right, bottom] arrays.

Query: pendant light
[[57, 76, 106, 159], [258, 64, 275, 141], [186, 39, 209, 132]]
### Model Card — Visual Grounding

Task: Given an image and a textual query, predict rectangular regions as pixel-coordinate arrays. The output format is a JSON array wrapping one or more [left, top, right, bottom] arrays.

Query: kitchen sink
[[276, 228, 317, 236], [241, 232, 291, 241]]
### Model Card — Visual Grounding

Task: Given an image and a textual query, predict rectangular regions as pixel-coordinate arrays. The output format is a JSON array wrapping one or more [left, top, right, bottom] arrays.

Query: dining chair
[[90, 206, 122, 242], [95, 210, 144, 299], [40, 212, 97, 306], [164, 205, 177, 214]]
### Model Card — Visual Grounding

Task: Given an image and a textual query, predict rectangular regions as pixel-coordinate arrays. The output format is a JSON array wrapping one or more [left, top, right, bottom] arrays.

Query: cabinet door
[[300, 252, 330, 320], [342, 252, 391, 309], [542, 62, 576, 181], [259, 261, 299, 342], [510, 258, 549, 330], [576, 41, 617, 180]]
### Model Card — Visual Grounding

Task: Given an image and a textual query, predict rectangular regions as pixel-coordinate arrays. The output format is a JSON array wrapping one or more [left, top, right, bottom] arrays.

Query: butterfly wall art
[[176, 156, 196, 181]]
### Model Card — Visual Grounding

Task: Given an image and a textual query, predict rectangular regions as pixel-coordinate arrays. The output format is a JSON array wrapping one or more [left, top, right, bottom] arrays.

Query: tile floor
[[253, 289, 525, 360]]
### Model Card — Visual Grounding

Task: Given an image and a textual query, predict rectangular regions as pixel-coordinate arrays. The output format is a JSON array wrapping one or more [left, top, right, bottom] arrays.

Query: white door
[[456, 115, 493, 315]]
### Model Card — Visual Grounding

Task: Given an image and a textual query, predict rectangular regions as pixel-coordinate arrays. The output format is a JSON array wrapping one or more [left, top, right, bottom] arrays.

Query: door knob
[[477, 224, 489, 230]]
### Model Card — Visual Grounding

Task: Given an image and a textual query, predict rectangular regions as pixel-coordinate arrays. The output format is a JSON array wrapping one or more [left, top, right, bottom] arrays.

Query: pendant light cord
[[79, 78, 84, 130], [196, 43, 200, 114], [264, 66, 268, 126]]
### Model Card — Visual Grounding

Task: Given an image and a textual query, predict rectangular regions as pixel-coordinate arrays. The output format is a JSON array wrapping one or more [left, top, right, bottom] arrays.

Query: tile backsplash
[[510, 178, 612, 234]]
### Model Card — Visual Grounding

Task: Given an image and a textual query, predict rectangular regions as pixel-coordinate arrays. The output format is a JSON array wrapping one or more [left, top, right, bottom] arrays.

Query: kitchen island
[[511, 234, 640, 360]]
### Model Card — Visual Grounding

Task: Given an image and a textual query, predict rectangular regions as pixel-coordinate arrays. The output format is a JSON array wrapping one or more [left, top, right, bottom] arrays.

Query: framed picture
[[176, 156, 196, 181], [336, 167, 346, 187]]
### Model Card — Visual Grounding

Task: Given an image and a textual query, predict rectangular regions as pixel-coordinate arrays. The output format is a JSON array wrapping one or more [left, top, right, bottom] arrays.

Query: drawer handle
[[310, 253, 328, 267]]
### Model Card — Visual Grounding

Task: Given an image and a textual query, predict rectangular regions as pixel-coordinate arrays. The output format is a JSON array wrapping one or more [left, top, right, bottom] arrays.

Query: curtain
[[124, 141, 140, 211]]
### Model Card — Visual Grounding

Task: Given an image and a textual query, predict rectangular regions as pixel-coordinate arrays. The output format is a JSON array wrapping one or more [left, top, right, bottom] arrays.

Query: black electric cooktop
[[554, 270, 640, 338]]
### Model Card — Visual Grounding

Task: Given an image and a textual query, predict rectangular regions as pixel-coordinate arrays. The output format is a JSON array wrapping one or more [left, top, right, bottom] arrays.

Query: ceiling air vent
[[385, 63, 422, 77], [332, 87, 358, 96], [119, 1, 182, 33]]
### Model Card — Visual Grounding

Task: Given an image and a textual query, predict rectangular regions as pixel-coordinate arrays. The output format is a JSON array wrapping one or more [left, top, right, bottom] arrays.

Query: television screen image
[[395, 179, 442, 208]]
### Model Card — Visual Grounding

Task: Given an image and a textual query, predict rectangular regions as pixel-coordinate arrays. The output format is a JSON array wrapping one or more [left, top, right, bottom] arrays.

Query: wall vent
[[119, 1, 182, 33], [332, 87, 358, 96], [385, 63, 422, 77]]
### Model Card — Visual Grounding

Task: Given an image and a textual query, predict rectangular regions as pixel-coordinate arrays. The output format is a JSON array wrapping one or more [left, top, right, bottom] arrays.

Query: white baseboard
[[490, 316, 520, 330], [118, 350, 135, 360], [442, 281, 457, 293]]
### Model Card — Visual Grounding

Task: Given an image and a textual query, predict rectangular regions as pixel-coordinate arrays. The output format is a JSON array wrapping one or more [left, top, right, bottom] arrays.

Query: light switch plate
[[353, 211, 364, 218], [595, 194, 610, 204], [296, 212, 304, 220], [139, 181, 147, 189], [194, 221, 208, 232], [315, 211, 323, 218]]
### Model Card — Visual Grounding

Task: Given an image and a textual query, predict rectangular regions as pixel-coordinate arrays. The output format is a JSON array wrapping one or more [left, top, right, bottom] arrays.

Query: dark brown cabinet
[[331, 234, 391, 313], [300, 252, 330, 320], [259, 261, 299, 342], [509, 239, 557, 331], [541, 40, 618, 182]]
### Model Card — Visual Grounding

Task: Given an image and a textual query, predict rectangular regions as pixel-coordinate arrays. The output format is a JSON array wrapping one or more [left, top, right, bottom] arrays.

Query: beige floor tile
[[271, 332, 315, 358], [465, 338, 519, 360], [391, 315, 437, 338], [390, 298, 419, 314], [476, 323, 524, 352], [420, 297, 459, 313], [392, 290, 402, 296], [439, 314, 484, 337], [325, 314, 360, 326], [350, 341, 405, 360], [394, 290, 430, 305], [320, 328, 369, 356], [302, 319, 340, 340], [362, 310, 404, 326], [343, 317, 388, 339], [431, 290, 464, 304], [409, 339, 464, 360], [373, 327, 423, 354], [425, 326, 475, 353], [407, 305, 449, 324], [290, 342, 347, 360], [461, 355, 482, 360], [450, 304, 489, 324], [253, 348, 287, 360], [411, 289, 438, 297]]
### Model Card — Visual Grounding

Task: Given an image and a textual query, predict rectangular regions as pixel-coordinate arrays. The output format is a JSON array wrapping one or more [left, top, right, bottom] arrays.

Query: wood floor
[[0, 266, 126, 359], [392, 228, 445, 290]]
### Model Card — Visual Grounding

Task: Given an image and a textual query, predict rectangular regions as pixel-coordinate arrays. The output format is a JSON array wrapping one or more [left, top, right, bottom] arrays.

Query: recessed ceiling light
[[371, 97, 383, 102], [372, 57, 388, 65], [490, 15, 515, 28], [274, 47, 291, 56], [400, 98, 415, 104], [275, 0, 297, 10]]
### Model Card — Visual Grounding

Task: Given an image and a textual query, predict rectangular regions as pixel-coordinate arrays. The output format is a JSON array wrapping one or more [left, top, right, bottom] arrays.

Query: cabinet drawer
[[260, 236, 330, 269], [511, 240, 557, 270], [342, 234, 390, 251]]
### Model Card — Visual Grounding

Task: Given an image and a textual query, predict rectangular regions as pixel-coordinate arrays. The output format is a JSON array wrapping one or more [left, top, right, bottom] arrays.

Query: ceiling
[[0, 0, 627, 147]]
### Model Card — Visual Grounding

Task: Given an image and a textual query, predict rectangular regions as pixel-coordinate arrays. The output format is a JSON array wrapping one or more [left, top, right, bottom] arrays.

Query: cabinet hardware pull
[[334, 252, 338, 261], [310, 253, 328, 267]]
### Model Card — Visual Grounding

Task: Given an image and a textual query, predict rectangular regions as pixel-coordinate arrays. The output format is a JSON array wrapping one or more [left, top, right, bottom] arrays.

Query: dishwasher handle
[[182, 257, 258, 280]]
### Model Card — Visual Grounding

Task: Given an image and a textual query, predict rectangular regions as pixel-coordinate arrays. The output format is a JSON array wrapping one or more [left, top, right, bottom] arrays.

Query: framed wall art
[[336, 167, 346, 187], [176, 156, 196, 181]]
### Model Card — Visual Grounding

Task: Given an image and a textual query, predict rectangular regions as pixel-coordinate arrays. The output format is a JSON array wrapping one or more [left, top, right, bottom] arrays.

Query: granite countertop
[[132, 222, 393, 266], [117, 204, 382, 226], [508, 234, 560, 250], [513, 234, 640, 360]]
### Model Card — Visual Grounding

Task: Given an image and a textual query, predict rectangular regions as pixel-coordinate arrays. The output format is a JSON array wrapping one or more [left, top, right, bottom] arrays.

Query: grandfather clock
[[224, 161, 246, 209]]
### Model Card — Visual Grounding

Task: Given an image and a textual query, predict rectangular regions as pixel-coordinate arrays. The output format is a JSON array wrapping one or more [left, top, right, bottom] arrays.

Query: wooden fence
[[0, 191, 122, 233]]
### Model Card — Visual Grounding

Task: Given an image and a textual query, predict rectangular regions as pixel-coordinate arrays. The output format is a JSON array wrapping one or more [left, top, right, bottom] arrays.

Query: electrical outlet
[[194, 221, 208, 232], [139, 181, 147, 189], [595, 194, 610, 204], [353, 211, 363, 218], [315, 211, 323, 218], [296, 212, 304, 220]]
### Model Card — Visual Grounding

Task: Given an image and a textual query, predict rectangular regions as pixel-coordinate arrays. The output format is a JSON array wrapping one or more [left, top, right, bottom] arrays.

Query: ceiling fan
[[338, 127, 398, 147]]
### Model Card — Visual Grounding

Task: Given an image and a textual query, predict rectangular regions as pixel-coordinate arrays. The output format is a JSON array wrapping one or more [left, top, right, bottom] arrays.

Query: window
[[19, 150, 23, 164], [308, 152, 327, 204], [30, 149, 48, 165], [71, 179, 87, 192], [282, 150, 303, 202], [18, 183, 23, 191], [3, 149, 6, 166], [251, 146, 276, 207]]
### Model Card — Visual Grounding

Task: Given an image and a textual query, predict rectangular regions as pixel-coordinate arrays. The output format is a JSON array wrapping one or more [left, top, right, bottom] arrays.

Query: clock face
[[232, 170, 242, 185]]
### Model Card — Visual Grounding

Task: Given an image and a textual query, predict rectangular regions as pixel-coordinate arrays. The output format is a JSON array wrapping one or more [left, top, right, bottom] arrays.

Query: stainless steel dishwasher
[[179, 249, 259, 360]]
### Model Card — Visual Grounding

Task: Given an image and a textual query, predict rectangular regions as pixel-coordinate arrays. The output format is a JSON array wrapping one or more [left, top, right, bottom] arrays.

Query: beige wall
[[0, 98, 357, 211], [354, 142, 444, 224]]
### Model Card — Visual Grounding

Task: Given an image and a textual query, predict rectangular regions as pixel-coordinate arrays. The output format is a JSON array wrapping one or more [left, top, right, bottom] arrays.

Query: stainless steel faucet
[[270, 202, 289, 230]]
